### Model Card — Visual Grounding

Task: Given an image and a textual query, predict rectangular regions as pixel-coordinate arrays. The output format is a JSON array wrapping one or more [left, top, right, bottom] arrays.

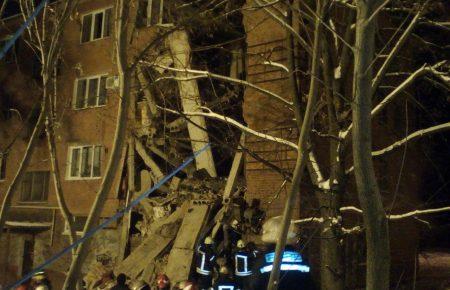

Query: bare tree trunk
[[117, 137, 135, 261], [0, 100, 45, 237], [44, 101, 77, 253], [63, 1, 130, 288], [267, 1, 325, 289], [319, 11, 345, 289], [352, 0, 390, 289]]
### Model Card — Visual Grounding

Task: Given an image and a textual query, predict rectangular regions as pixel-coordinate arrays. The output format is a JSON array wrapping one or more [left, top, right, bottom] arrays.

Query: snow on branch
[[339, 61, 448, 141], [151, 63, 294, 107], [388, 207, 450, 220], [292, 217, 323, 225], [345, 122, 450, 174], [371, 61, 448, 119], [263, 60, 289, 73], [372, 122, 450, 157], [158, 106, 299, 150], [371, 3, 427, 93], [340, 205, 450, 220]]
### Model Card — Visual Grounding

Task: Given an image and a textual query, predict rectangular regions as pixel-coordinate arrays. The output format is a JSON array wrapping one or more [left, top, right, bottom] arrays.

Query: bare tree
[[63, 0, 131, 287], [0, 0, 78, 245], [352, 0, 390, 288]]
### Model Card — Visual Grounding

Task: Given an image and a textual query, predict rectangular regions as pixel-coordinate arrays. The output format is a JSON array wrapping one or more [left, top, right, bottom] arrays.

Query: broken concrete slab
[[165, 248, 194, 284], [114, 233, 174, 279], [165, 203, 210, 284], [172, 204, 209, 250], [167, 30, 217, 178], [114, 204, 188, 278]]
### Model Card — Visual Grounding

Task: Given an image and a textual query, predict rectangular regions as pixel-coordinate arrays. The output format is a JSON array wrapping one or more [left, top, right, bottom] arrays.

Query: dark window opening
[[20, 171, 49, 202], [0, 153, 6, 180]]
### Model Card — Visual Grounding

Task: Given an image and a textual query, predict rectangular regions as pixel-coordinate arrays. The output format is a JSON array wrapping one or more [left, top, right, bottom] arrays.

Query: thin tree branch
[[159, 106, 298, 149], [371, 2, 428, 93], [0, 0, 9, 19], [254, 0, 313, 55], [340, 61, 447, 142], [372, 122, 450, 157], [152, 63, 294, 107], [340, 205, 450, 220]]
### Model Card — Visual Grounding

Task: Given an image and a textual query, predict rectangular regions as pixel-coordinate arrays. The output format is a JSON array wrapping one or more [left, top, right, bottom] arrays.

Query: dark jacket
[[110, 284, 130, 290], [211, 275, 238, 290], [233, 248, 256, 277], [195, 244, 216, 276]]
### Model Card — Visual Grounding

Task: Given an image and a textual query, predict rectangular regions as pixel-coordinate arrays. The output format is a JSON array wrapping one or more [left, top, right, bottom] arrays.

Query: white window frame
[[72, 74, 108, 110], [67, 145, 103, 180], [143, 0, 171, 27], [0, 153, 6, 181], [80, 7, 113, 43]]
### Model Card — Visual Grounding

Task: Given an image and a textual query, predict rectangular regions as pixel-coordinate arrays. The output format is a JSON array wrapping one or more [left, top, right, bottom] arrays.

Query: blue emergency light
[[260, 251, 310, 274], [264, 251, 303, 263], [260, 264, 311, 273]]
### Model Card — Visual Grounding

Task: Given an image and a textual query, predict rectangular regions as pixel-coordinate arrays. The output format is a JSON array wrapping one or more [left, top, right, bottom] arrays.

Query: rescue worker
[[233, 240, 255, 290], [243, 199, 265, 234], [195, 236, 216, 290], [229, 219, 242, 246], [156, 274, 170, 290], [176, 281, 196, 290], [31, 271, 52, 290], [211, 266, 238, 290], [94, 271, 115, 289], [130, 280, 150, 290], [15, 280, 30, 290], [111, 273, 130, 290]]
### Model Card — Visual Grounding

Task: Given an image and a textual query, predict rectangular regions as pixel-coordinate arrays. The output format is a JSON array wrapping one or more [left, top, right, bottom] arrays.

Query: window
[[0, 153, 6, 180], [81, 8, 112, 43], [63, 216, 87, 235], [73, 75, 107, 109], [138, 0, 169, 27], [68, 145, 103, 179], [20, 171, 50, 202]]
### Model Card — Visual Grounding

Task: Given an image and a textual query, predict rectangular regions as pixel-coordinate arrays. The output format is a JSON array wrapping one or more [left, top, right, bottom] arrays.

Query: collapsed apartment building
[[1, 0, 449, 289]]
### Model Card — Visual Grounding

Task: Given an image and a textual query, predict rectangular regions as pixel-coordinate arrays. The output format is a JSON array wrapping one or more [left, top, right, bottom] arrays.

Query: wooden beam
[[135, 138, 164, 182], [212, 135, 245, 238], [147, 144, 194, 175], [137, 67, 158, 116], [222, 134, 245, 202]]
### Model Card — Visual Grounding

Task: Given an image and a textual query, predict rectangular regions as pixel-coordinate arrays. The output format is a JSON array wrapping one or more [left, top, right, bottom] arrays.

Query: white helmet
[[204, 236, 213, 245], [219, 266, 230, 275], [179, 281, 194, 290], [237, 239, 245, 249], [130, 280, 148, 290]]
